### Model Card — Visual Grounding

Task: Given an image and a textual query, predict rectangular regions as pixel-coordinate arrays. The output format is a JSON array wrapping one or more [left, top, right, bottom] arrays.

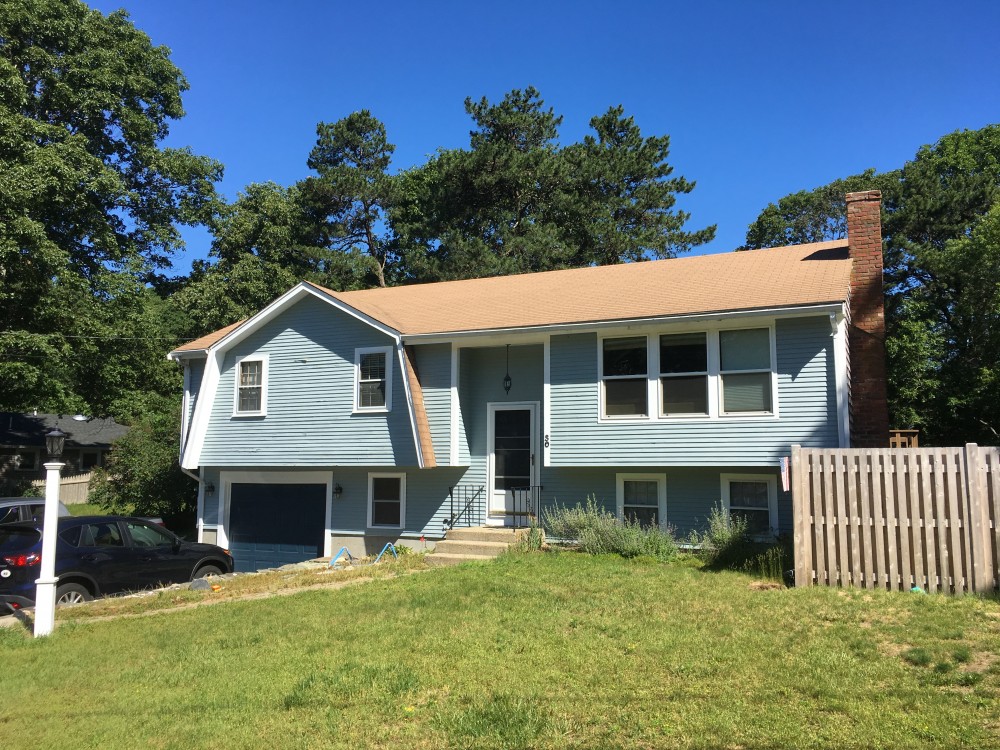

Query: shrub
[[690, 504, 752, 568], [541, 496, 612, 541], [543, 498, 678, 561]]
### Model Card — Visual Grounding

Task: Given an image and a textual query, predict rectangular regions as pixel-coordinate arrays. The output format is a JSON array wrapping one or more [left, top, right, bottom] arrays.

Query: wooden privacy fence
[[30, 471, 94, 505], [792, 444, 999, 594]]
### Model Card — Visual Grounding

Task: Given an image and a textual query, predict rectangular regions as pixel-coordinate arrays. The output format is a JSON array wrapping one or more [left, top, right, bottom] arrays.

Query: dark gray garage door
[[229, 483, 326, 572]]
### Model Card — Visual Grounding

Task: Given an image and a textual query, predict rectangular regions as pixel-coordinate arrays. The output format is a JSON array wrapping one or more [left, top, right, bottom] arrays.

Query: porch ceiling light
[[503, 344, 512, 395]]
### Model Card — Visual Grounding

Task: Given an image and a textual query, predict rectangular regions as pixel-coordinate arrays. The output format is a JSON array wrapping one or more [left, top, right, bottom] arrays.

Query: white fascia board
[[397, 342, 425, 469], [398, 302, 846, 345], [213, 283, 400, 355]]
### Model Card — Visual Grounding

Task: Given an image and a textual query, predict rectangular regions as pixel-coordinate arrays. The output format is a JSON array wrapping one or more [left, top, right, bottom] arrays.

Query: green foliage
[[689, 504, 751, 566], [744, 124, 1000, 444], [542, 498, 678, 561], [0, 0, 220, 416], [88, 401, 196, 527], [394, 87, 715, 281]]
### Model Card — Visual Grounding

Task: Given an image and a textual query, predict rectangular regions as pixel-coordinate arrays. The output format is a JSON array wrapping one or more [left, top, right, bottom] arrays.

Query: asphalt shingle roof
[[170, 239, 852, 353]]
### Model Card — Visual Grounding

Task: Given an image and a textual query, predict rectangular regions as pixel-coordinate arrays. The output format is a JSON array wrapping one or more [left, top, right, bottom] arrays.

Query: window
[[1, 449, 36, 471], [83, 521, 124, 547], [602, 336, 648, 418], [616, 474, 666, 529], [234, 355, 268, 416], [81, 451, 100, 470], [368, 473, 405, 528], [721, 474, 778, 538], [126, 521, 175, 548], [355, 347, 393, 412], [719, 328, 773, 414], [660, 333, 708, 415]]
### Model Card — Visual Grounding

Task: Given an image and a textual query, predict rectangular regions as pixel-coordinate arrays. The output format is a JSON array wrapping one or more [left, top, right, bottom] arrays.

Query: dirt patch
[[749, 581, 784, 591]]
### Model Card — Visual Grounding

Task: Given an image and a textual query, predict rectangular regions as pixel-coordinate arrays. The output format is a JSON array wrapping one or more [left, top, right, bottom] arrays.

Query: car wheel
[[194, 564, 223, 579], [56, 583, 93, 607]]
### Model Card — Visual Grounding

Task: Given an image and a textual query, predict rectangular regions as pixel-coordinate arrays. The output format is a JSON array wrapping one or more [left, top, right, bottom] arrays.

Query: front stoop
[[426, 527, 530, 567]]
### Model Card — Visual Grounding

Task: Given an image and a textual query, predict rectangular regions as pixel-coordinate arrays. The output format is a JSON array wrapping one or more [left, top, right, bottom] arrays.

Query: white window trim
[[232, 354, 268, 417], [657, 331, 710, 418], [354, 346, 393, 413], [598, 334, 652, 421], [597, 322, 778, 423], [615, 473, 667, 530], [718, 326, 778, 417], [720, 473, 778, 540], [367, 472, 406, 530]]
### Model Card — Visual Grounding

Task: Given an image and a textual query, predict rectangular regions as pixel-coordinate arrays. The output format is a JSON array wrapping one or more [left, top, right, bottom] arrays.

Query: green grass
[[2, 551, 999, 749], [66, 502, 108, 516]]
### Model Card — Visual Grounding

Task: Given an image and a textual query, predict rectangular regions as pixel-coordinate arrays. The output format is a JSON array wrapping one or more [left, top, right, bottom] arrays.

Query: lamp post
[[34, 427, 66, 638]]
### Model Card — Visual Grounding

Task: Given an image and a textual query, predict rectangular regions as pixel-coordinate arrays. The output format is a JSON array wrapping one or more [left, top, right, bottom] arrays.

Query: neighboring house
[[169, 191, 889, 572], [0, 413, 129, 493]]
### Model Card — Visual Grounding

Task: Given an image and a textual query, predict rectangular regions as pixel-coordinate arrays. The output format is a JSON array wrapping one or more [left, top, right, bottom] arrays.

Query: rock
[[189, 579, 212, 591]]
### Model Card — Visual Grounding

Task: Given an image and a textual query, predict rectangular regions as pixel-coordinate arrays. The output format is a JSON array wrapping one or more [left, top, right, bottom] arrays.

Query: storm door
[[488, 403, 538, 519]]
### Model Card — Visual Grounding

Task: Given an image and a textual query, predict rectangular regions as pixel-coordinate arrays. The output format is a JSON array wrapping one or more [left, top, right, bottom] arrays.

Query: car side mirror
[[172, 537, 181, 553]]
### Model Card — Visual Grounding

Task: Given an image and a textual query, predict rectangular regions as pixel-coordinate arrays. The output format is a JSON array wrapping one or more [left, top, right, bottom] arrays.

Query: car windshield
[[0, 529, 40, 553]]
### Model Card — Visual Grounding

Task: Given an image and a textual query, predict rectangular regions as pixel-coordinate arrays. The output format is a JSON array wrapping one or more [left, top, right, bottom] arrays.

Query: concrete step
[[433, 539, 511, 557], [444, 527, 528, 543], [425, 552, 497, 567]]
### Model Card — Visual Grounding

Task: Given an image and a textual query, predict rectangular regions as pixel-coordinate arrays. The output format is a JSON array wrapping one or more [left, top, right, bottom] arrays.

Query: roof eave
[[399, 301, 849, 343]]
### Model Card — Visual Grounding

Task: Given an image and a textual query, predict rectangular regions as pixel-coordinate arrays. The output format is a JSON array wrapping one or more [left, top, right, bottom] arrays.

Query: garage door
[[228, 483, 326, 572]]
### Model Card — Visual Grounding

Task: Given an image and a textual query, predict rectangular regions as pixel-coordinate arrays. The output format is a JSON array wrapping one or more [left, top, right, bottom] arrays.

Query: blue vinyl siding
[[184, 358, 205, 449], [548, 317, 837, 467], [199, 296, 417, 467], [327, 465, 468, 537], [458, 344, 544, 494], [412, 344, 452, 464], [534, 466, 790, 536]]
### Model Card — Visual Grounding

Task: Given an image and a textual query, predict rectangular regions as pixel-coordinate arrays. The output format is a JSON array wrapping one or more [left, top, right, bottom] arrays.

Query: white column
[[33, 461, 64, 638]]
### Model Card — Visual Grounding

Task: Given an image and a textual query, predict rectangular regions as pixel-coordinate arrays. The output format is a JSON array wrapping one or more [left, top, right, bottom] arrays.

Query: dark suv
[[0, 515, 234, 612]]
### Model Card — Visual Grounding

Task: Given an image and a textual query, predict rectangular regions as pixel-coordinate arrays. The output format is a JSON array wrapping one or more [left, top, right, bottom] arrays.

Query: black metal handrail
[[445, 484, 485, 530], [509, 485, 543, 529]]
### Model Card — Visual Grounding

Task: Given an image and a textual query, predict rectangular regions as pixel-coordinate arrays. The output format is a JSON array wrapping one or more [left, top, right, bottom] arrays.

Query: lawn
[[5, 551, 999, 749]]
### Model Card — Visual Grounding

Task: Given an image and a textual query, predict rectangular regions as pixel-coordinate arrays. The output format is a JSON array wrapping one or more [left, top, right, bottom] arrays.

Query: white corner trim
[[354, 345, 394, 414], [833, 310, 851, 448], [181, 349, 222, 470], [180, 361, 191, 460], [543, 336, 551, 467], [450, 344, 460, 466], [396, 344, 424, 469]]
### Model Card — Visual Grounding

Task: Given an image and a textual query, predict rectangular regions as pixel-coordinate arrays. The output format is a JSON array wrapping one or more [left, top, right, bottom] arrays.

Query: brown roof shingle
[[170, 240, 851, 353]]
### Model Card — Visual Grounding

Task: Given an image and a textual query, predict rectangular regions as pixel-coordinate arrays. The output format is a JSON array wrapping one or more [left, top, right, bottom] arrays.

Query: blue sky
[[91, 0, 1000, 275]]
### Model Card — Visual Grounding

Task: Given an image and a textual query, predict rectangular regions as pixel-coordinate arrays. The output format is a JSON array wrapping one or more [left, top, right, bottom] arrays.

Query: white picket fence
[[31, 471, 95, 505]]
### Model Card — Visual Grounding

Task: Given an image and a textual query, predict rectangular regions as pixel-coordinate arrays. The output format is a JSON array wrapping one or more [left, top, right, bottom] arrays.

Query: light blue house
[[169, 192, 888, 571]]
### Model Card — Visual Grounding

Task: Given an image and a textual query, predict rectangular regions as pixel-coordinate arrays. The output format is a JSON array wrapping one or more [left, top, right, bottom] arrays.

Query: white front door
[[487, 402, 538, 519]]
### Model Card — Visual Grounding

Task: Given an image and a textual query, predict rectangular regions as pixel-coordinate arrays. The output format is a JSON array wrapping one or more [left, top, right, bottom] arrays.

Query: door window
[[494, 409, 532, 492], [126, 521, 175, 548]]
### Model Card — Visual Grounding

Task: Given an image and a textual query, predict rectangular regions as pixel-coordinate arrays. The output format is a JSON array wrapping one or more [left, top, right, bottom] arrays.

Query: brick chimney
[[846, 190, 889, 447]]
